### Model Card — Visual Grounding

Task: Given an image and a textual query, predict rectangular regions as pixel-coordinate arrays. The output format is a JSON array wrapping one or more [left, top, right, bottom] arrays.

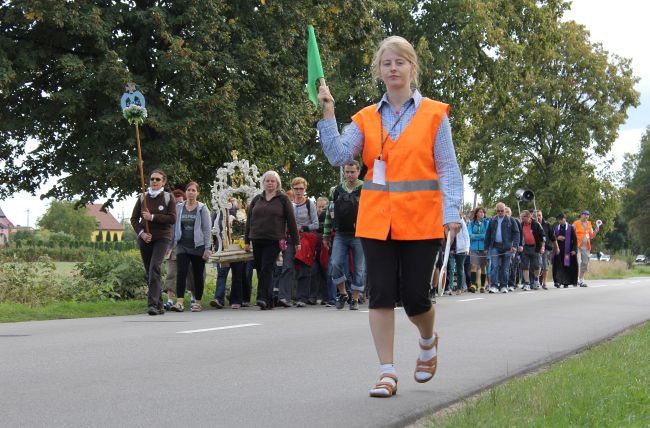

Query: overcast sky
[[2, 0, 649, 228]]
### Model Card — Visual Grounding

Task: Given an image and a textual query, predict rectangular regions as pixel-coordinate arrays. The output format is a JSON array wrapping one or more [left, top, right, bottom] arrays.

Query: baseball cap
[[581, 210, 591, 215]]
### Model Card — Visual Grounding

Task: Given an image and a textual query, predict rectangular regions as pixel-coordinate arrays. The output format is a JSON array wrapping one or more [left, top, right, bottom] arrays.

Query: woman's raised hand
[[317, 83, 335, 118]]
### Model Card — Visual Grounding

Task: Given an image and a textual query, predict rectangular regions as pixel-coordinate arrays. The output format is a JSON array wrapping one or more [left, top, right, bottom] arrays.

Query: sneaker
[[500, 287, 509, 293], [508, 286, 515, 292], [580, 282, 588, 287], [295, 301, 307, 307], [147, 306, 158, 316], [564, 284, 569, 288], [469, 284, 477, 293], [335, 294, 348, 310], [241, 302, 250, 307], [325, 300, 335, 307], [163, 302, 173, 311], [444, 289, 452, 296], [531, 283, 540, 290], [522, 284, 531, 291], [349, 300, 359, 310], [157, 307, 165, 315], [488, 286, 499, 294], [479, 287, 486, 293], [278, 299, 291, 308], [209, 299, 223, 309], [306, 298, 317, 305]]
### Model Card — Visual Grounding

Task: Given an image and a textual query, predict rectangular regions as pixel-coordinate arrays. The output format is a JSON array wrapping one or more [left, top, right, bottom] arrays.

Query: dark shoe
[[157, 307, 165, 315], [163, 302, 173, 311], [295, 301, 307, 307], [554, 283, 561, 288], [580, 283, 588, 287], [278, 299, 291, 308], [358, 296, 366, 304], [564, 284, 569, 288], [170, 303, 184, 312], [349, 300, 359, 310], [147, 306, 158, 316], [241, 302, 250, 307], [335, 294, 348, 310], [256, 300, 268, 310], [306, 298, 317, 305], [209, 299, 224, 309]]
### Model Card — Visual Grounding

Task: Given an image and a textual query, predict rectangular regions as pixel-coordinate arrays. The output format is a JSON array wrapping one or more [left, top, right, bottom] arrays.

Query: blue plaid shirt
[[317, 90, 463, 225]]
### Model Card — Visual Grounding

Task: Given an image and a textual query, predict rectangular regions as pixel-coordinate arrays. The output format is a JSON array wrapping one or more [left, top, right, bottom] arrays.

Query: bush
[[0, 257, 67, 305], [75, 250, 147, 300]]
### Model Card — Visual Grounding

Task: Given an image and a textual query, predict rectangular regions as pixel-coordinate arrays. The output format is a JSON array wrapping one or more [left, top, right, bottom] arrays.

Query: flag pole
[[134, 123, 149, 234]]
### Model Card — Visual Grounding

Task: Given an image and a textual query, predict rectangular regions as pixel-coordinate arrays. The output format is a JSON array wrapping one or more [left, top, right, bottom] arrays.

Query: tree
[[37, 201, 97, 240], [621, 127, 650, 253], [464, 0, 638, 225], [0, 0, 385, 204]]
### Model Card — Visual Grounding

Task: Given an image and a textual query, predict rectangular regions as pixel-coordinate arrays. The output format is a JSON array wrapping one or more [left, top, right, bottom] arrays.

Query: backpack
[[333, 184, 361, 233], [140, 191, 171, 207]]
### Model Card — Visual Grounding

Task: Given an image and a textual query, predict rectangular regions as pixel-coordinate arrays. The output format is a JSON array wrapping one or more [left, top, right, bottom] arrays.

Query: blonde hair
[[291, 177, 308, 189], [371, 36, 419, 88], [261, 170, 282, 190]]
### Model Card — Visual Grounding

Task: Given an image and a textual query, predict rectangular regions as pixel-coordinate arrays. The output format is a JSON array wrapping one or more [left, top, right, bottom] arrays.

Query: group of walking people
[[436, 204, 601, 298], [130, 35, 600, 399]]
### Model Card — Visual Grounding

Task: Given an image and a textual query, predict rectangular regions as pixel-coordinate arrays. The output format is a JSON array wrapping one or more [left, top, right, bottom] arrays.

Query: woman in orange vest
[[317, 36, 463, 397]]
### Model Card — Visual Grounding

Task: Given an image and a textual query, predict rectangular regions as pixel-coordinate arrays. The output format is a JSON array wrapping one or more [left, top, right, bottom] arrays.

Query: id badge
[[373, 159, 386, 185]]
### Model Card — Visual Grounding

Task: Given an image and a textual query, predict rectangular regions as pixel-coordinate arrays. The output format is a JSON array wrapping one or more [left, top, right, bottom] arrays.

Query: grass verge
[[421, 321, 650, 427], [0, 300, 146, 323]]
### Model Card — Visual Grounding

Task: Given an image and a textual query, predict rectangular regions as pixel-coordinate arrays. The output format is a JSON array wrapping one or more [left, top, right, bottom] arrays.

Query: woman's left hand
[[444, 222, 461, 240], [295, 244, 302, 252]]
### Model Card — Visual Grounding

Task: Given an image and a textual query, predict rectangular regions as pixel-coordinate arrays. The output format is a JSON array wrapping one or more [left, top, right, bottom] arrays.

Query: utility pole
[[26, 209, 30, 228]]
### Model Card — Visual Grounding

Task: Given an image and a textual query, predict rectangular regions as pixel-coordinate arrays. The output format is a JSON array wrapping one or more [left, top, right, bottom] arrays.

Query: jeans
[[330, 233, 365, 292], [489, 246, 513, 288], [214, 265, 230, 302], [449, 254, 466, 291]]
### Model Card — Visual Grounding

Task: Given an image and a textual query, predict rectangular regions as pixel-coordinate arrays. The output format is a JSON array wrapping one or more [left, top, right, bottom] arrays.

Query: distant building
[[86, 204, 125, 241], [0, 205, 15, 246]]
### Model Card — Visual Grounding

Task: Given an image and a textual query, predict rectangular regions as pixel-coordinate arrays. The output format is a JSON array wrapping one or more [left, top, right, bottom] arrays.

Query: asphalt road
[[1, 277, 649, 428]]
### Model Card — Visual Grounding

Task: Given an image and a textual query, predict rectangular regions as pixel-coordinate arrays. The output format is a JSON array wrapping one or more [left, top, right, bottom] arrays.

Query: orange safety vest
[[573, 220, 594, 251], [352, 98, 449, 240]]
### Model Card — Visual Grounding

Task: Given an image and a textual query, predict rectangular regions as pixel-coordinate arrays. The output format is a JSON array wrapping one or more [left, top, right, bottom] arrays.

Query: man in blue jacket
[[484, 202, 521, 293]]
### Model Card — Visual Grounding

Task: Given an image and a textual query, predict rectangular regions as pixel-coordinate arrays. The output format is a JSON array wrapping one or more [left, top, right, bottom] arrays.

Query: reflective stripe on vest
[[363, 180, 440, 192]]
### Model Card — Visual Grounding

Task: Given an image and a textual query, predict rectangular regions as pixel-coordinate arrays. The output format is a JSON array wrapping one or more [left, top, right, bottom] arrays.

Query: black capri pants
[[361, 237, 442, 317]]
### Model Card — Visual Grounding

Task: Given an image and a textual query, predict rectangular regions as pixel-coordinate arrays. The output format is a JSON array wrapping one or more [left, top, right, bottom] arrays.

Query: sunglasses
[[150, 177, 163, 182], [496, 209, 504, 213]]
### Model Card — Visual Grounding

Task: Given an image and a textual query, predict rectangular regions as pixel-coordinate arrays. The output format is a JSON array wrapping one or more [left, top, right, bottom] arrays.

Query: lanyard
[[378, 100, 413, 160]]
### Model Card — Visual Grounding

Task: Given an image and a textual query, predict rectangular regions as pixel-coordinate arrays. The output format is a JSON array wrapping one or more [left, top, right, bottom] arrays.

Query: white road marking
[[177, 323, 261, 334], [458, 298, 484, 302]]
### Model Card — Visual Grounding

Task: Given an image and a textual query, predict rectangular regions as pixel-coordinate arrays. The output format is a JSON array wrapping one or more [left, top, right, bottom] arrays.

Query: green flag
[[306, 25, 324, 107]]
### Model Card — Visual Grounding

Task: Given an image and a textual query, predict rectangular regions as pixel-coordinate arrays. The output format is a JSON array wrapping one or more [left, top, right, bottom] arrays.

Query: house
[[0, 205, 15, 246], [86, 204, 125, 242]]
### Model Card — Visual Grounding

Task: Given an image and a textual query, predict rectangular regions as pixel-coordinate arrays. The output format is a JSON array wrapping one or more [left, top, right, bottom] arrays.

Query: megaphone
[[515, 188, 535, 202]]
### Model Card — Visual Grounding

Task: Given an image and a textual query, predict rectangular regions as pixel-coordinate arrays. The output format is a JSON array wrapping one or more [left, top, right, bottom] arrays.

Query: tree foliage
[[0, 0, 640, 222], [37, 200, 97, 240], [620, 127, 650, 253]]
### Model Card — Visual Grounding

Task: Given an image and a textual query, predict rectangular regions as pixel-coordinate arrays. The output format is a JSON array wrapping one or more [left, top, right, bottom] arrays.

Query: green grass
[[0, 300, 147, 323], [1, 265, 258, 323], [423, 322, 650, 427], [588, 260, 650, 279]]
